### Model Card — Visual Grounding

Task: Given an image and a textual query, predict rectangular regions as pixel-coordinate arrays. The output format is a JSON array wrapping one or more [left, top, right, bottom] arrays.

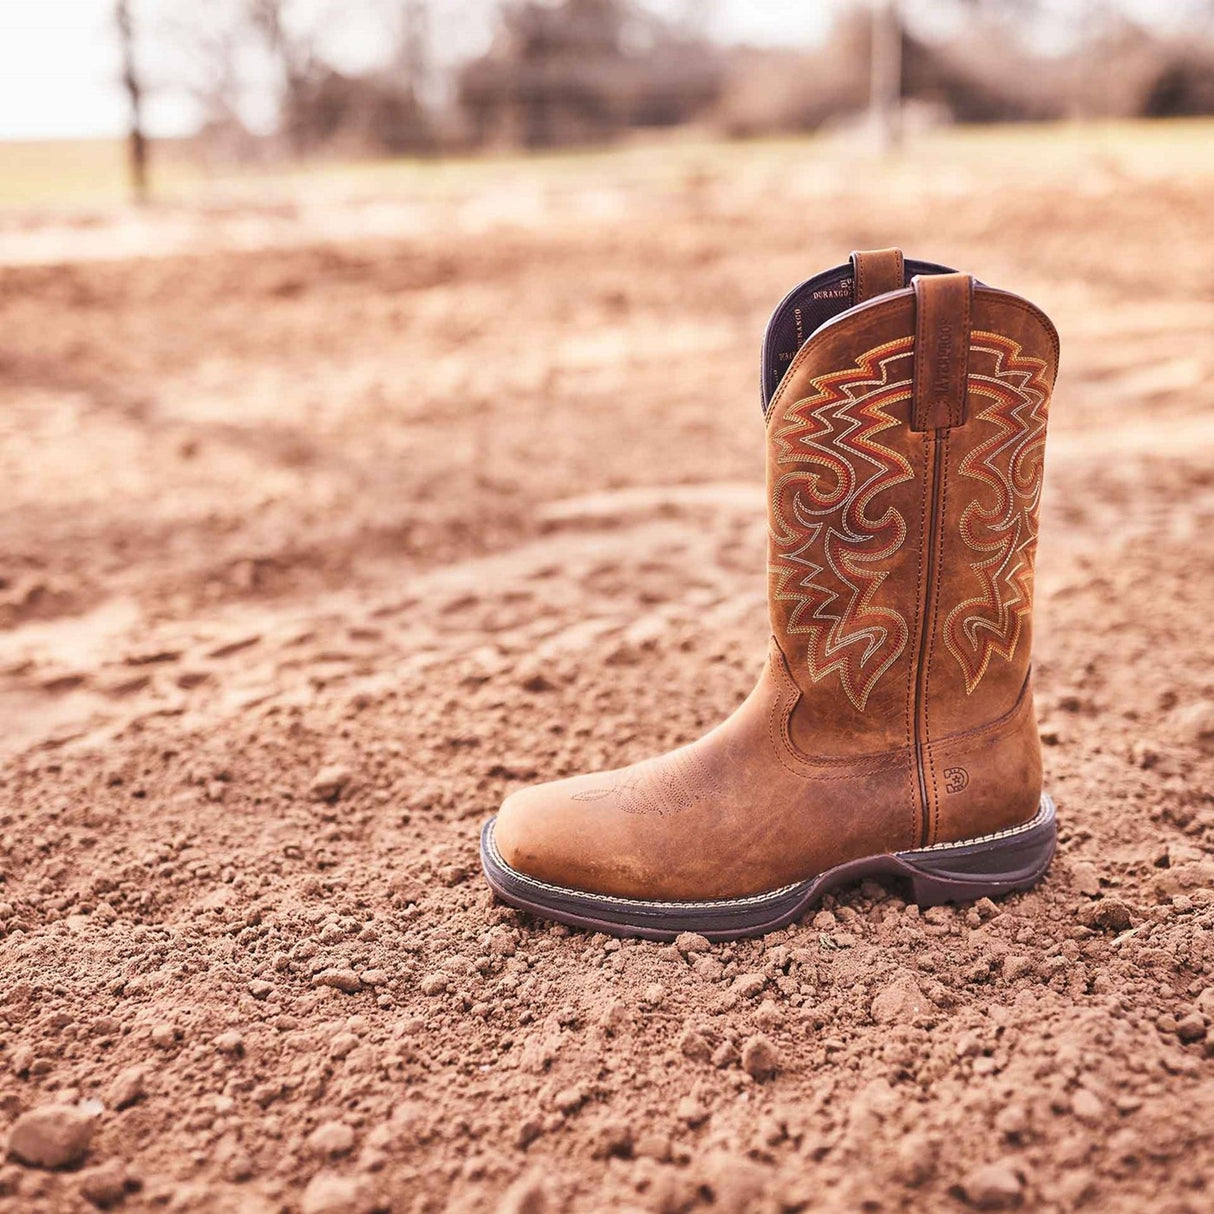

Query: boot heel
[[897, 794, 1056, 908]]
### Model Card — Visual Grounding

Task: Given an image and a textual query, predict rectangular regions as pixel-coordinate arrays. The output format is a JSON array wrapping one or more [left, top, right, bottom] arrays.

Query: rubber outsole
[[479, 794, 1057, 941]]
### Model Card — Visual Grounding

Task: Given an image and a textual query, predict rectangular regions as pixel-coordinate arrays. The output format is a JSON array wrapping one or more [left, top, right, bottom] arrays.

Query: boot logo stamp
[[944, 333, 1051, 693], [943, 766, 970, 794], [769, 337, 915, 712]]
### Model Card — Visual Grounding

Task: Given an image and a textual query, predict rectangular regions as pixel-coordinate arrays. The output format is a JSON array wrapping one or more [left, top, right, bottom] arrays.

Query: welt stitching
[[487, 829, 806, 908], [909, 795, 1051, 854]]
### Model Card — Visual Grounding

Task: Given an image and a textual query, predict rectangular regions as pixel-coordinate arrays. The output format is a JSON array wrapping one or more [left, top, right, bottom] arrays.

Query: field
[[0, 122, 1212, 1212]]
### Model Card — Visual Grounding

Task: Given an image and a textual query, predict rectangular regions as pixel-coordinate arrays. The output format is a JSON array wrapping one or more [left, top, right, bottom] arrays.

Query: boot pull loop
[[911, 271, 974, 431], [850, 247, 904, 304]]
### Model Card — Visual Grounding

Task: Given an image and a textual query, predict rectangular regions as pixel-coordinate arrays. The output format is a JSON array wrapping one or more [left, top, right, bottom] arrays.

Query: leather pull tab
[[850, 247, 904, 304], [912, 272, 973, 431]]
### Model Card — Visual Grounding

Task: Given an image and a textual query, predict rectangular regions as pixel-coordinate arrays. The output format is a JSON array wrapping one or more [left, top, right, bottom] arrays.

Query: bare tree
[[244, 0, 310, 153], [869, 0, 903, 152], [398, 0, 431, 93], [115, 0, 149, 203]]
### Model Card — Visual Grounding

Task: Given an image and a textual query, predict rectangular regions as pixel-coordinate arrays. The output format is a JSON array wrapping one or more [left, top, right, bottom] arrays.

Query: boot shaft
[[764, 252, 1057, 835]]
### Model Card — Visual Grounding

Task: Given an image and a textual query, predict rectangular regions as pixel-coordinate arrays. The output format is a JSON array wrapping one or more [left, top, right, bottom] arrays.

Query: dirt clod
[[732, 972, 766, 999], [871, 974, 929, 1024], [313, 968, 363, 993], [711, 1040, 740, 1069], [486, 926, 519, 957], [596, 1120, 632, 1158], [76, 1159, 133, 1209], [498, 1171, 551, 1214], [895, 1132, 938, 1186], [1079, 898, 1135, 932], [300, 1171, 373, 1214], [634, 1132, 671, 1161], [754, 999, 783, 1030], [106, 1066, 146, 1112], [149, 1023, 177, 1049], [678, 1026, 712, 1062], [1175, 1012, 1207, 1043], [1070, 1088, 1104, 1126], [7, 1104, 97, 1170], [553, 1086, 585, 1115], [697, 1150, 770, 1214], [641, 982, 666, 1009], [1070, 861, 1102, 896], [959, 1158, 1026, 1209], [740, 1033, 780, 1081], [214, 1030, 244, 1055], [1172, 699, 1214, 748], [306, 1121, 356, 1157], [309, 765, 353, 802]]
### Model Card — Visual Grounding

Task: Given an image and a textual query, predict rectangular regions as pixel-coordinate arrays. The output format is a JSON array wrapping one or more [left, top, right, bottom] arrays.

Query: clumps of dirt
[[1, 137, 1213, 1210], [8, 1105, 98, 1170], [3, 518, 1214, 1214], [2, 643, 1212, 1210]]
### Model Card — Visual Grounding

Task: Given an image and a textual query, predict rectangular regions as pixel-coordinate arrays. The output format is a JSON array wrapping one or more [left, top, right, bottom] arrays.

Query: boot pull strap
[[911, 271, 973, 431], [850, 247, 904, 304]]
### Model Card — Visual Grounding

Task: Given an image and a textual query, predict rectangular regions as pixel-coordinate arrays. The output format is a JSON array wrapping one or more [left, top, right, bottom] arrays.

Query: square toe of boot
[[493, 778, 628, 895], [493, 782, 571, 882]]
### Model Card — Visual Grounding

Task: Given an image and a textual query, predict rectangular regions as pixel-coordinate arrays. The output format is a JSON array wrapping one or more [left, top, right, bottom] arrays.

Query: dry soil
[[0, 129, 1212, 1213]]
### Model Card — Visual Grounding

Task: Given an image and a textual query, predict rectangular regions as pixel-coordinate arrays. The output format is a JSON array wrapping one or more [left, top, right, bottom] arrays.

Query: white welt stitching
[[485, 792, 1055, 907], [485, 829, 806, 910], [904, 794, 1054, 854]]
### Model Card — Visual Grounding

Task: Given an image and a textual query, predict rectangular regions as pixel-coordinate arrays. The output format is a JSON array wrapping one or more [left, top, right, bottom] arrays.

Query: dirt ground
[[0, 125, 1212, 1213]]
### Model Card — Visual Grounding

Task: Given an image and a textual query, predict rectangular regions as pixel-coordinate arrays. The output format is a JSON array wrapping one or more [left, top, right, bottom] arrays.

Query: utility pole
[[869, 0, 903, 154], [115, 0, 149, 203]]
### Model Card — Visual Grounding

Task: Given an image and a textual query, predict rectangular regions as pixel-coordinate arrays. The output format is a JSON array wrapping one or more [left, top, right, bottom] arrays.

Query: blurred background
[[3, 1, 1214, 208]]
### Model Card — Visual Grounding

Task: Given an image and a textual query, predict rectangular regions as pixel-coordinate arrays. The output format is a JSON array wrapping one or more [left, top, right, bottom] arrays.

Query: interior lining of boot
[[761, 258, 956, 414]]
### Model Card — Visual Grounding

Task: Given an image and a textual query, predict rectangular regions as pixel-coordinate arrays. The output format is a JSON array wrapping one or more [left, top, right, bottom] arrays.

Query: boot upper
[[494, 251, 1059, 901]]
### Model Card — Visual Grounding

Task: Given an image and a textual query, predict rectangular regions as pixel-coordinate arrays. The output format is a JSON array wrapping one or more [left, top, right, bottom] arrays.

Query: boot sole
[[479, 794, 1056, 941]]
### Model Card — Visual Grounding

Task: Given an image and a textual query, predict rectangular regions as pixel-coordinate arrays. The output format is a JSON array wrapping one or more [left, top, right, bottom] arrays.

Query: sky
[[0, 0, 1204, 141], [0, 0, 838, 140]]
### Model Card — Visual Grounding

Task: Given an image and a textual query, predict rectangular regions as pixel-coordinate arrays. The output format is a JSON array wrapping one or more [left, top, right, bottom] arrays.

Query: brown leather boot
[[481, 248, 1059, 940]]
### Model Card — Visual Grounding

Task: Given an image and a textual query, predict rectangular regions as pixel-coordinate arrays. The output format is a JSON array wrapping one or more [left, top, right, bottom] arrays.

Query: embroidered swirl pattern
[[943, 331, 1050, 692], [769, 338, 915, 711]]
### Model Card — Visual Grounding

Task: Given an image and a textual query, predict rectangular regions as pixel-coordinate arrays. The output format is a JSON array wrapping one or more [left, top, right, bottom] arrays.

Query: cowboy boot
[[481, 248, 1059, 940]]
